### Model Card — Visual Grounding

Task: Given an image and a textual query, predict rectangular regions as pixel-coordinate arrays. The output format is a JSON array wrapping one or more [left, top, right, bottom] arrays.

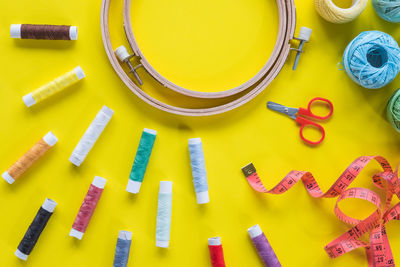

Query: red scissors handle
[[298, 97, 333, 120], [296, 116, 325, 145]]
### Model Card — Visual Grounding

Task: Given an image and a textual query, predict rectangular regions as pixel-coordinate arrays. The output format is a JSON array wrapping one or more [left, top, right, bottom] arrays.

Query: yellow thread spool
[[314, 0, 368, 24], [23, 66, 85, 107]]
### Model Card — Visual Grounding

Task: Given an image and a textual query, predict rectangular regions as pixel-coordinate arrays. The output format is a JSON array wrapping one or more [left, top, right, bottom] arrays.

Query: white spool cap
[[299, 27, 312, 42], [93, 176, 107, 189], [69, 155, 82, 167], [69, 26, 78, 40], [2, 171, 15, 184], [15, 249, 28, 261], [189, 137, 202, 145], [159, 181, 172, 194], [208, 237, 221, 246], [126, 179, 141, 194], [10, 24, 22, 38], [42, 198, 57, 213], [43, 131, 58, 146], [144, 128, 157, 135], [156, 240, 169, 248], [101, 105, 114, 117], [248, 224, 263, 238], [196, 191, 209, 204], [74, 66, 85, 80], [115, 46, 130, 61], [69, 228, 84, 240], [23, 93, 36, 107], [119, 230, 132, 240]]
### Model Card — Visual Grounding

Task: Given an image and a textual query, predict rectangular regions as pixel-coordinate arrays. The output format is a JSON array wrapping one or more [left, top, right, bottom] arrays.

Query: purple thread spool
[[248, 224, 282, 267]]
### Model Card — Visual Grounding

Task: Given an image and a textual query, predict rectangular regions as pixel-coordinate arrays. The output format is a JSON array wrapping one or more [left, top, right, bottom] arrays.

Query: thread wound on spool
[[372, 0, 400, 23], [70, 177, 106, 240], [16, 198, 57, 261], [69, 106, 114, 166], [2, 131, 57, 184], [343, 31, 400, 89], [126, 128, 157, 194], [156, 181, 172, 248], [208, 237, 226, 267], [189, 138, 209, 204], [248, 224, 282, 267], [314, 0, 368, 23], [10, 24, 78, 40], [113, 231, 132, 267]]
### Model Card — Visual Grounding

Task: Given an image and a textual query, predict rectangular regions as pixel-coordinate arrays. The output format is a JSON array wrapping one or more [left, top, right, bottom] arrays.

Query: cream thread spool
[[2, 132, 58, 184], [69, 106, 114, 166], [23, 67, 85, 107], [314, 0, 368, 23]]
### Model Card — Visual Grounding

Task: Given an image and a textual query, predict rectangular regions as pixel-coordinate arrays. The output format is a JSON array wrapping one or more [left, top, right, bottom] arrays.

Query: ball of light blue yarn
[[343, 31, 400, 89], [372, 0, 400, 23]]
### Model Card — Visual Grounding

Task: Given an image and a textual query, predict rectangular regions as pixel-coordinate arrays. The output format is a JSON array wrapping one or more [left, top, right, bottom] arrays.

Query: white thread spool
[[69, 106, 114, 166], [156, 181, 173, 248], [189, 138, 209, 204]]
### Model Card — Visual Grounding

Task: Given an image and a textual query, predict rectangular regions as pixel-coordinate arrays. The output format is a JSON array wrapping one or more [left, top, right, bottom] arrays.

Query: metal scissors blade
[[267, 101, 299, 120]]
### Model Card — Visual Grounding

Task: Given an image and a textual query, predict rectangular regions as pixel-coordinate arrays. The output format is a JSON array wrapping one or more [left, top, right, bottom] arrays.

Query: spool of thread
[[208, 237, 226, 267], [156, 181, 172, 248], [343, 31, 400, 89], [2, 131, 58, 184], [15, 198, 57, 261], [23, 66, 85, 107], [189, 138, 209, 204], [70, 176, 106, 240], [126, 128, 157, 194], [248, 224, 282, 267], [113, 231, 132, 267], [314, 0, 368, 23], [10, 24, 78, 40], [69, 106, 114, 166], [386, 88, 400, 132], [372, 0, 400, 23]]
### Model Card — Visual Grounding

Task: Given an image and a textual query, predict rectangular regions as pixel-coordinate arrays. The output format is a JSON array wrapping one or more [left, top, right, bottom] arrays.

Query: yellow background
[[1, 0, 400, 266]]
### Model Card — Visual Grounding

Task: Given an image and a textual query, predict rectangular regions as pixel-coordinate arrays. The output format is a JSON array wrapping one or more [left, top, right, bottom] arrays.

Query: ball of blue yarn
[[372, 0, 400, 23], [343, 31, 400, 89]]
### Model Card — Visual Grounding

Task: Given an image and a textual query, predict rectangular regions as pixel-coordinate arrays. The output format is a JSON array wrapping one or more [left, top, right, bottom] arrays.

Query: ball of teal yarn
[[387, 89, 400, 132], [372, 0, 400, 23], [343, 31, 400, 89]]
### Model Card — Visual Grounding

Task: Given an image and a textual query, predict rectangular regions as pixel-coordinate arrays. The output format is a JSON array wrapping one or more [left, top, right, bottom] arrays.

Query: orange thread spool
[[2, 132, 58, 184]]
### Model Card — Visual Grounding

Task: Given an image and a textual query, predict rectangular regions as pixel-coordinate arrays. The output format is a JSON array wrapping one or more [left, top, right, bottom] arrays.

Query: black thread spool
[[15, 198, 57, 261], [10, 24, 78, 40]]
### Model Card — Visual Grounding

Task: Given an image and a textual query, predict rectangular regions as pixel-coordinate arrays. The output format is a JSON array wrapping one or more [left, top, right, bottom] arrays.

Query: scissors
[[267, 98, 334, 145]]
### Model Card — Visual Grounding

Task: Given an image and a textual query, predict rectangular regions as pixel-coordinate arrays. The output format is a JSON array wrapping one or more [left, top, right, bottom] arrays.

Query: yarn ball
[[343, 31, 400, 89], [387, 89, 400, 132], [372, 0, 400, 23]]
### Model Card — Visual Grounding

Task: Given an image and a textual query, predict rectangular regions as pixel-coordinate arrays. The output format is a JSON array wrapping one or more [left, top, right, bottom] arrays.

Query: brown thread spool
[[2, 132, 58, 184], [10, 24, 78, 40]]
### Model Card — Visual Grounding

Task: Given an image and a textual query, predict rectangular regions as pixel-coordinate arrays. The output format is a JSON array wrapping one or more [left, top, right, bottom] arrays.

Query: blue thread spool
[[113, 231, 132, 267], [372, 0, 400, 23], [343, 31, 400, 89], [189, 138, 209, 204]]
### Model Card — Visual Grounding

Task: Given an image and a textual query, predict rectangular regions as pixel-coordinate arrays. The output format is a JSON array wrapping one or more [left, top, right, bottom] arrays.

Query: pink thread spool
[[69, 176, 106, 240]]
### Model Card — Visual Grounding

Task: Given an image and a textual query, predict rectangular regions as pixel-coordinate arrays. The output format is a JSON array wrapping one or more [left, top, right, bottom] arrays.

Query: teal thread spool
[[387, 89, 400, 132], [156, 181, 172, 248], [126, 129, 157, 194], [372, 0, 400, 23]]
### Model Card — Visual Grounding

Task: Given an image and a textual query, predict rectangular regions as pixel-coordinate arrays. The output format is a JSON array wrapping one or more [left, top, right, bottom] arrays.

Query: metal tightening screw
[[291, 27, 312, 71], [114, 45, 143, 85]]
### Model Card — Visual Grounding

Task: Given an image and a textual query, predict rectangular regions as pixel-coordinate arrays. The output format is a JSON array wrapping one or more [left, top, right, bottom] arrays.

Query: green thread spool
[[387, 89, 400, 132], [126, 128, 157, 194]]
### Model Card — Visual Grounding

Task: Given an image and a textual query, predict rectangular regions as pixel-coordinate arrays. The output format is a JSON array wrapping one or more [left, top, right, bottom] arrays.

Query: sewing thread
[[314, 0, 368, 23], [372, 0, 400, 23], [343, 31, 400, 89], [248, 225, 282, 267], [15, 198, 57, 261], [113, 231, 132, 267], [10, 24, 78, 40], [189, 138, 209, 204], [23, 66, 85, 107], [70, 176, 106, 240], [156, 181, 172, 248], [2, 131, 58, 184], [126, 128, 157, 194], [208, 237, 226, 267], [69, 106, 114, 166], [386, 88, 400, 132]]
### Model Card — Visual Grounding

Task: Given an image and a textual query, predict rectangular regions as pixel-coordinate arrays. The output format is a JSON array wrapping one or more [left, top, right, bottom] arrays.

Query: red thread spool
[[208, 237, 226, 267], [70, 176, 106, 240]]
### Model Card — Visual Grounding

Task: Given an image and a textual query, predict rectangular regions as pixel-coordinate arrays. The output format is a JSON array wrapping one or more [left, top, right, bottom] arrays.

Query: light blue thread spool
[[189, 138, 209, 204], [156, 181, 172, 248], [372, 0, 400, 23], [343, 31, 400, 89], [126, 128, 157, 194], [113, 231, 132, 267]]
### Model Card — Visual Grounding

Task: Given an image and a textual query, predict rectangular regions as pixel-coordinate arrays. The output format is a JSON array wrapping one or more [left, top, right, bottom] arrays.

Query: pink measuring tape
[[242, 156, 400, 266]]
